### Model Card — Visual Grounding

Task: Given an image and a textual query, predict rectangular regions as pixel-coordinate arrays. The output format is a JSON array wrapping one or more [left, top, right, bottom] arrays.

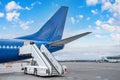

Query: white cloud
[[86, 17, 90, 20], [19, 20, 34, 30], [95, 20, 102, 26], [70, 15, 83, 24], [95, 19, 120, 41], [101, 0, 120, 18], [31, 1, 41, 7], [86, 0, 99, 6], [96, 27, 101, 30], [108, 18, 114, 24], [87, 0, 120, 19], [113, 13, 117, 17], [0, 12, 4, 17], [95, 34, 102, 38], [102, 1, 112, 11], [3, 27, 7, 30], [5, 1, 22, 11], [88, 25, 92, 28], [6, 11, 20, 21], [101, 24, 116, 32], [111, 2, 120, 16], [70, 17, 75, 24], [5, 1, 22, 22], [25, 1, 42, 11], [5, 1, 42, 11], [91, 9, 98, 14], [25, 6, 31, 10], [116, 27, 120, 32], [111, 33, 120, 41], [94, 0, 120, 42], [4, 1, 38, 30], [78, 15, 84, 19], [5, 1, 21, 22]]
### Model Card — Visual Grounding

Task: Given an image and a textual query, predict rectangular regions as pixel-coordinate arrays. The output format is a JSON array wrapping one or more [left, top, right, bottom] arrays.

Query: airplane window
[[14, 46, 17, 48], [3, 45, 5, 48], [6, 46, 9, 48], [10, 46, 13, 48], [18, 46, 20, 48]]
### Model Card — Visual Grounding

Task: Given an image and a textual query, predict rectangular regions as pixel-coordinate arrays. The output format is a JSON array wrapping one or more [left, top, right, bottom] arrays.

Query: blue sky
[[0, 0, 120, 60]]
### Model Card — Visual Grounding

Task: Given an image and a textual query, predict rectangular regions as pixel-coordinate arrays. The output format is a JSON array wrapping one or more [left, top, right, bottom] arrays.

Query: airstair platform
[[19, 42, 67, 76]]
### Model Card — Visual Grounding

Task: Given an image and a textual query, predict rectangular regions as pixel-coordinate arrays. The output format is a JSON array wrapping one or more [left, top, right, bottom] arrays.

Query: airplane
[[0, 6, 91, 63]]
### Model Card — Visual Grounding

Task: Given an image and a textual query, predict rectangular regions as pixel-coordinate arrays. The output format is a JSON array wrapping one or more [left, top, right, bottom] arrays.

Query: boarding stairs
[[19, 42, 63, 76]]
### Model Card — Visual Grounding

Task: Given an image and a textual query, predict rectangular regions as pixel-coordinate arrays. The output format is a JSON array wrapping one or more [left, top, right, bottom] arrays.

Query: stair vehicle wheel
[[34, 68, 37, 76], [24, 67, 27, 74]]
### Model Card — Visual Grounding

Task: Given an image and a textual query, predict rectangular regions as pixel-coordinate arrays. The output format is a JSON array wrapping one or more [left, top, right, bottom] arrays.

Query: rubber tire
[[24, 68, 27, 74], [34, 68, 37, 76]]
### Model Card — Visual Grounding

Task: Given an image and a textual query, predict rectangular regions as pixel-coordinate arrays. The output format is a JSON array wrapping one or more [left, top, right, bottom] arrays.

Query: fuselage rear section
[[0, 39, 63, 63]]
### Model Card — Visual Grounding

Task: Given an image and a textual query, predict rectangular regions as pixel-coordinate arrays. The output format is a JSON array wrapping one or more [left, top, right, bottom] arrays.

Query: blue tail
[[17, 6, 68, 42]]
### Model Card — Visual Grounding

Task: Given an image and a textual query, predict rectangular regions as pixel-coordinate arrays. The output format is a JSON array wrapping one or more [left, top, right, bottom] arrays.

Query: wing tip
[[87, 32, 92, 34]]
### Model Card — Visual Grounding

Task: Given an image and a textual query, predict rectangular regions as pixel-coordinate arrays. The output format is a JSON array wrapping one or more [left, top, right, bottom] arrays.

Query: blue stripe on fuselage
[[0, 39, 64, 63]]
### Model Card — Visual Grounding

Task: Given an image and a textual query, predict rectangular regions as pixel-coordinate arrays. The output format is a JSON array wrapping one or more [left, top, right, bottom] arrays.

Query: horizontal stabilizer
[[49, 32, 92, 46]]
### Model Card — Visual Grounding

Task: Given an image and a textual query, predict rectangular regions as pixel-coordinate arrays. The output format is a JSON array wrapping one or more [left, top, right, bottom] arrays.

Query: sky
[[0, 0, 120, 60]]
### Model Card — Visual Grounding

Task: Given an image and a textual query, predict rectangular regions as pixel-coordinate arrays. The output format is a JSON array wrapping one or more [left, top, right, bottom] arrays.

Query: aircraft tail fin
[[17, 6, 68, 42]]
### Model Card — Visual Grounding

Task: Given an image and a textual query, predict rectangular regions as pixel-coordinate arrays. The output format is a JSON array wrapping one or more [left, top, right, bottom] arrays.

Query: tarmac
[[0, 62, 120, 80]]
